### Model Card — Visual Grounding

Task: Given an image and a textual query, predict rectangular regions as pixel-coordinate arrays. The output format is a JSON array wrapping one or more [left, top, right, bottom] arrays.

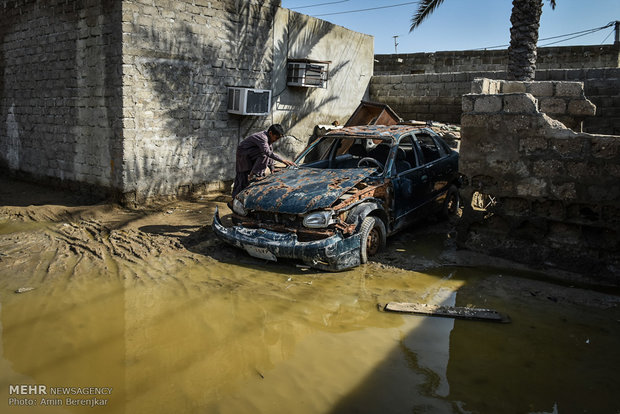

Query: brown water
[[1, 218, 619, 414]]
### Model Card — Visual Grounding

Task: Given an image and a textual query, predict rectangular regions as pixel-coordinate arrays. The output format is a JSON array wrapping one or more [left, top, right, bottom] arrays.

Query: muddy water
[[0, 218, 619, 414]]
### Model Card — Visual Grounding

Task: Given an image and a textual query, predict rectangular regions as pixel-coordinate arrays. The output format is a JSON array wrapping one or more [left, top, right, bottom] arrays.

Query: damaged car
[[213, 124, 460, 271]]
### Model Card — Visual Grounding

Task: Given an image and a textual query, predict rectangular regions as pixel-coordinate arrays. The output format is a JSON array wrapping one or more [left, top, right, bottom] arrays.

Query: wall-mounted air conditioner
[[227, 87, 272, 116], [287, 59, 329, 88]]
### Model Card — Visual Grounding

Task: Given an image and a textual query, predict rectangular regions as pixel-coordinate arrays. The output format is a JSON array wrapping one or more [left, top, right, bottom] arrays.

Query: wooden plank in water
[[383, 302, 510, 323]]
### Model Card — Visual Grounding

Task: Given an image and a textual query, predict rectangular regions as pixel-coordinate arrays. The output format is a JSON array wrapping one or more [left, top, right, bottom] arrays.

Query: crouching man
[[231, 124, 296, 198]]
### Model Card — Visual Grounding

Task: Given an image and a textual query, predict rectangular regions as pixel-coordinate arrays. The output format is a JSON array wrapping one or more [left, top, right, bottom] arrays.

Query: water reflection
[[1, 222, 619, 413]]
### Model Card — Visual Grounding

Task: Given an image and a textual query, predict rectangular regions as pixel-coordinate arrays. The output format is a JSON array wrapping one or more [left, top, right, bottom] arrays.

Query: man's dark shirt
[[235, 130, 284, 175]]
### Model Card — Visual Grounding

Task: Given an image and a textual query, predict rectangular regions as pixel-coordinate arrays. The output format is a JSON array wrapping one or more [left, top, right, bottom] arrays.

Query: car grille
[[252, 212, 302, 226], [243, 212, 336, 242]]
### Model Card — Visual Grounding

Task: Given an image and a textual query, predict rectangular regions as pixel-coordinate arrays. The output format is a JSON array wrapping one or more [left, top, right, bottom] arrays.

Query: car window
[[436, 136, 452, 154], [394, 136, 419, 173], [299, 136, 337, 164], [415, 133, 444, 164]]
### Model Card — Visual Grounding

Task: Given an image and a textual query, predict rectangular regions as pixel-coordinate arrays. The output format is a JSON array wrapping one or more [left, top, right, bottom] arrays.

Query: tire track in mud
[[0, 216, 192, 285]]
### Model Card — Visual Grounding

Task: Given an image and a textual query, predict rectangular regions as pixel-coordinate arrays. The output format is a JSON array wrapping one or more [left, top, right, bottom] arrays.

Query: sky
[[280, 0, 620, 55]]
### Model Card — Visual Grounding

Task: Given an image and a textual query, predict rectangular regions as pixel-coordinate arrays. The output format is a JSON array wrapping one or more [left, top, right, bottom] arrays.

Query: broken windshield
[[296, 136, 392, 174]]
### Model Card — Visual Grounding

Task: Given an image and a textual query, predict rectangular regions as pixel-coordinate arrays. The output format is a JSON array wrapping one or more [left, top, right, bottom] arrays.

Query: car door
[[413, 131, 455, 209], [390, 135, 432, 231]]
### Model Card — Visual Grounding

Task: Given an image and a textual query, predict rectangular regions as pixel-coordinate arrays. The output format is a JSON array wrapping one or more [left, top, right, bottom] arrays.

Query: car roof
[[324, 125, 428, 141]]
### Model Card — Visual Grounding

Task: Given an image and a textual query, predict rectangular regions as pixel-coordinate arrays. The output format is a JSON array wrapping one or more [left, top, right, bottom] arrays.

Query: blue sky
[[280, 0, 620, 55]]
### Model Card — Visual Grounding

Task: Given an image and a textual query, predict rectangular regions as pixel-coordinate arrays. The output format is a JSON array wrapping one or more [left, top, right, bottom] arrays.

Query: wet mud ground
[[1, 177, 619, 413]]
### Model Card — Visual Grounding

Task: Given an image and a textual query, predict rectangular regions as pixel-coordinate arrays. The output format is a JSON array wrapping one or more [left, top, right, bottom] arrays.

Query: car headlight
[[303, 211, 334, 228], [232, 198, 248, 216]]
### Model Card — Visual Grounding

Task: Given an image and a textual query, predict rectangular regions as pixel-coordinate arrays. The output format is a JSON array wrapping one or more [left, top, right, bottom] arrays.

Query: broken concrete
[[458, 79, 620, 284]]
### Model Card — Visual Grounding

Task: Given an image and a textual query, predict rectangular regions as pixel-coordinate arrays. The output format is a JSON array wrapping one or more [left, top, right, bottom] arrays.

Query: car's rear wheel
[[358, 216, 386, 264], [442, 185, 460, 219]]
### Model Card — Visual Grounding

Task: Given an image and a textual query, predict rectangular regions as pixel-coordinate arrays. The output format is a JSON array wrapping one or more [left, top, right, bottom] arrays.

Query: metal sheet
[[240, 168, 374, 214]]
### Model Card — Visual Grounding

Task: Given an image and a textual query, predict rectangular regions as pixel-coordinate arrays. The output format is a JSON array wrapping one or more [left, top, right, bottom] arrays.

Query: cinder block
[[519, 136, 547, 155], [516, 177, 548, 197], [503, 94, 538, 113], [503, 81, 526, 93], [526, 81, 554, 97], [567, 99, 596, 117], [471, 78, 488, 94], [555, 82, 584, 97], [474, 95, 502, 113], [539, 98, 567, 114]]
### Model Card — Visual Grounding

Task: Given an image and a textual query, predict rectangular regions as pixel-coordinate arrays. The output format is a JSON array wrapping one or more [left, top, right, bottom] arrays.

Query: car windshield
[[295, 136, 392, 174]]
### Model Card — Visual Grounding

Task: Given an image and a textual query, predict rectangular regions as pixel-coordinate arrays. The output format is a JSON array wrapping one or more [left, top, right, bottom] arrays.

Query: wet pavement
[[0, 180, 619, 413]]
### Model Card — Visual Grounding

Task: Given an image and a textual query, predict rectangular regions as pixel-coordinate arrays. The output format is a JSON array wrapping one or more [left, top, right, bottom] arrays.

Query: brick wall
[[458, 82, 620, 283], [0, 0, 123, 194], [370, 68, 620, 135], [369, 72, 505, 125], [470, 78, 596, 131], [374, 45, 620, 75], [120, 0, 280, 200], [0, 1, 372, 202]]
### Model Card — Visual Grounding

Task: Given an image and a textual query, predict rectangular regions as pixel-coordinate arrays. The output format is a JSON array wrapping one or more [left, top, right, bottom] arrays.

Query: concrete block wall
[[369, 71, 507, 125], [0, 0, 123, 193], [271, 9, 373, 156], [536, 68, 620, 136], [458, 83, 620, 282], [370, 68, 620, 136], [1, 1, 373, 202], [374, 45, 620, 75], [471, 78, 596, 131], [120, 2, 372, 201], [120, 0, 280, 201]]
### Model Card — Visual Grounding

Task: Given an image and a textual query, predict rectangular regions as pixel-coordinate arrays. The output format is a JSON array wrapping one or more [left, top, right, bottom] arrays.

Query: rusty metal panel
[[325, 125, 418, 140], [345, 101, 402, 126], [240, 168, 375, 214]]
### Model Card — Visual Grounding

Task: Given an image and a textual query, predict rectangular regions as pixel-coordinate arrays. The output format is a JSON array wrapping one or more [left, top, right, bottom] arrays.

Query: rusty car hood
[[239, 168, 375, 214]]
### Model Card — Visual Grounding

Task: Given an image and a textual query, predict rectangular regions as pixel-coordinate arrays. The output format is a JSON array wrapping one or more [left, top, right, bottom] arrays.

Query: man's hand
[[249, 173, 265, 181], [282, 159, 296, 167]]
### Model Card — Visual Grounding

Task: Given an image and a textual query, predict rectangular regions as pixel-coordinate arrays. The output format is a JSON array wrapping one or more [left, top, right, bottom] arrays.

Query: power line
[[600, 27, 614, 45], [538, 22, 614, 46], [469, 22, 614, 51], [314, 1, 419, 17], [290, 0, 350, 10]]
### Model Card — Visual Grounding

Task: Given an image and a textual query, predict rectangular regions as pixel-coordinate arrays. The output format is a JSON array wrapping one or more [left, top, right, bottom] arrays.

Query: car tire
[[358, 216, 386, 264], [442, 185, 460, 219]]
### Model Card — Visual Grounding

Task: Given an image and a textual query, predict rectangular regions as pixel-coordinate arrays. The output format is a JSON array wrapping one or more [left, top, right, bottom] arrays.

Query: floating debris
[[381, 302, 510, 323], [15, 287, 35, 294]]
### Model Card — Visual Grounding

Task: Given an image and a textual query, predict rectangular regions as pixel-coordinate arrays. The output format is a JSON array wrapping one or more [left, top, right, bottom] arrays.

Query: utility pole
[[615, 21, 619, 45], [393, 35, 399, 55]]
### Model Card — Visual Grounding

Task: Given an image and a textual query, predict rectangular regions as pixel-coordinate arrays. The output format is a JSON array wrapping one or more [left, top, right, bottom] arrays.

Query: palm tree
[[410, 0, 556, 81]]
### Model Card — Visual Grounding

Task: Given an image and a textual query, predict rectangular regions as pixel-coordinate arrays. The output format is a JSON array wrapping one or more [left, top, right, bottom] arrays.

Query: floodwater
[[0, 217, 619, 414]]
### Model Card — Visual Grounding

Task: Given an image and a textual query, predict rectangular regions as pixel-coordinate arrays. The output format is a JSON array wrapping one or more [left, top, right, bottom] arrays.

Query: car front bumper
[[212, 207, 362, 271]]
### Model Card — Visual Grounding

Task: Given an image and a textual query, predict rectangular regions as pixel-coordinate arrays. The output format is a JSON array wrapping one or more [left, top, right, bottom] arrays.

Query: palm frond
[[409, 0, 446, 32], [548, 0, 556, 9]]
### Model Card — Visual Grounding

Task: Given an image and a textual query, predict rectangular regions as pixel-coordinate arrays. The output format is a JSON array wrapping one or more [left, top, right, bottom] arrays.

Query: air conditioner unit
[[287, 62, 328, 88], [227, 87, 272, 116]]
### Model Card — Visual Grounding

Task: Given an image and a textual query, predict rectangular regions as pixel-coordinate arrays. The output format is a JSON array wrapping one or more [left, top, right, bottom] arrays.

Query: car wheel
[[358, 216, 386, 264], [442, 185, 460, 219]]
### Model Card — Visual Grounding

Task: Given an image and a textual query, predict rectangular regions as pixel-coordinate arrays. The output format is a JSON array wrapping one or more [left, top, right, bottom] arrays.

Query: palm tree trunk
[[507, 0, 543, 80]]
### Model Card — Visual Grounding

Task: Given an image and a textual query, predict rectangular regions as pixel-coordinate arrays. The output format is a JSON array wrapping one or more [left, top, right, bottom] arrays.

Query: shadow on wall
[[272, 11, 357, 155], [126, 1, 280, 199], [125, 2, 365, 199], [1, 2, 123, 192]]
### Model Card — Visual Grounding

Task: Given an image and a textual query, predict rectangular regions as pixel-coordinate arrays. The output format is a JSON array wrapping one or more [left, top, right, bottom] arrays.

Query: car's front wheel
[[358, 216, 386, 264]]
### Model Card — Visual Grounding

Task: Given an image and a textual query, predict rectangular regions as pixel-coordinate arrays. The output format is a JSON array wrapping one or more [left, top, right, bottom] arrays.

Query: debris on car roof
[[345, 100, 402, 126]]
